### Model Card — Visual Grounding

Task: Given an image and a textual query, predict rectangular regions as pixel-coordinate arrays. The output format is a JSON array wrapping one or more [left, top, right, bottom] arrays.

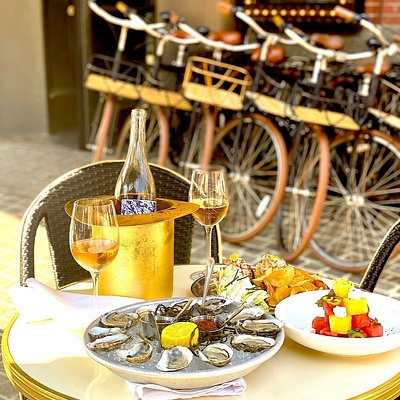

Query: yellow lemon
[[161, 322, 199, 348]]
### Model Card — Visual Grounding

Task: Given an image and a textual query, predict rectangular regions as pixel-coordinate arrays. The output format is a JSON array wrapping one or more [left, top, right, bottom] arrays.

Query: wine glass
[[189, 167, 229, 281], [69, 197, 119, 316]]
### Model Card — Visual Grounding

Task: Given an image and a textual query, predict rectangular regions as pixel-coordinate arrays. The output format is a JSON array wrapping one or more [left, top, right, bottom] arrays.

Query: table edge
[[2, 315, 78, 400], [3, 307, 400, 400]]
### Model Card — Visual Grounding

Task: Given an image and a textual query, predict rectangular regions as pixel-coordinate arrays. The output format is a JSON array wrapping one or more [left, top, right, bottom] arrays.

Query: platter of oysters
[[83, 296, 284, 389]]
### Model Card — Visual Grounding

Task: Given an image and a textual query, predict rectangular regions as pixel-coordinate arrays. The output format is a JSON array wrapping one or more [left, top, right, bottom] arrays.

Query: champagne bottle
[[114, 108, 156, 215]]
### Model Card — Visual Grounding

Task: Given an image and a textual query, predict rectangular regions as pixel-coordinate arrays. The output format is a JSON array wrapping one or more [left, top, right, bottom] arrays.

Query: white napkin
[[9, 278, 142, 329], [126, 378, 247, 400]]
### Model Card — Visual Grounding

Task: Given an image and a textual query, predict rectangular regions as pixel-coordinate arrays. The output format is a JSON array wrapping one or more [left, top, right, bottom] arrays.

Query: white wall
[[0, 0, 48, 136]]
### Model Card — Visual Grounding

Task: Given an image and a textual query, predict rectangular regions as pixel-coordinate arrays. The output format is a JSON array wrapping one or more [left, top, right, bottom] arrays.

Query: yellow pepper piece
[[332, 278, 354, 298], [329, 315, 352, 334], [161, 322, 199, 349], [343, 297, 369, 316]]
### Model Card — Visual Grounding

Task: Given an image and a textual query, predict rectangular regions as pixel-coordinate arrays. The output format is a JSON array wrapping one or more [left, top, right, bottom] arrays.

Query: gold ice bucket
[[66, 198, 198, 300]]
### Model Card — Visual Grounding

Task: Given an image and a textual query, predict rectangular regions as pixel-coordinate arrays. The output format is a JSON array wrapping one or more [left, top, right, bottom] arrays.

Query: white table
[[3, 265, 400, 399]]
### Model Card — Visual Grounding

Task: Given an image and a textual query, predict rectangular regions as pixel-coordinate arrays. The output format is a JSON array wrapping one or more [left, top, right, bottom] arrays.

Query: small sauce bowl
[[191, 315, 225, 334], [139, 311, 175, 337]]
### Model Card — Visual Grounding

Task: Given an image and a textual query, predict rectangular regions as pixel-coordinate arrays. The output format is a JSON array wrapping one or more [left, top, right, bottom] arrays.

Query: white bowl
[[275, 290, 400, 357]]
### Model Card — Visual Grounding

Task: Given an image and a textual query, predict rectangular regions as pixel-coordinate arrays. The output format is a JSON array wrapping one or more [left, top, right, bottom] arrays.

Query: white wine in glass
[[189, 167, 229, 280], [69, 198, 119, 316]]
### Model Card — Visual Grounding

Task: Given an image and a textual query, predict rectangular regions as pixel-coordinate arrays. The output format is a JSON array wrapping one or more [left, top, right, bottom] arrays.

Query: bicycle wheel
[[212, 113, 288, 242], [114, 103, 161, 163], [178, 106, 218, 179], [276, 126, 330, 261], [310, 129, 400, 272]]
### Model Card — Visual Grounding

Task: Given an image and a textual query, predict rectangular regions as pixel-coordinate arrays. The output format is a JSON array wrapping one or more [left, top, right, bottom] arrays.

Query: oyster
[[87, 333, 131, 351], [231, 334, 276, 352], [227, 306, 266, 324], [156, 346, 193, 372], [116, 340, 153, 363], [100, 311, 139, 328], [198, 343, 233, 367], [236, 319, 283, 337], [88, 326, 124, 339]]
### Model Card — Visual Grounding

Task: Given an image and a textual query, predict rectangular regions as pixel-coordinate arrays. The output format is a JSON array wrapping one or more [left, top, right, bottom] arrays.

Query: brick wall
[[365, 0, 400, 25]]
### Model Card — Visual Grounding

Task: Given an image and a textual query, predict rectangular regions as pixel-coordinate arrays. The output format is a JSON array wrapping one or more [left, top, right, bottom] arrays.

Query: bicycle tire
[[178, 107, 216, 179], [276, 126, 330, 261], [114, 103, 161, 163], [212, 113, 288, 242], [310, 129, 400, 272]]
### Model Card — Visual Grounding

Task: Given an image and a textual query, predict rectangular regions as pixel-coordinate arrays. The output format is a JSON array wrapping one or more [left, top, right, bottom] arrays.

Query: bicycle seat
[[250, 46, 286, 65], [207, 30, 242, 45], [310, 33, 345, 51], [353, 57, 392, 75], [171, 29, 193, 39]]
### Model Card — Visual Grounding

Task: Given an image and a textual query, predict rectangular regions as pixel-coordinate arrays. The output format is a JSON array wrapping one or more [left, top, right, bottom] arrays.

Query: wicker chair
[[360, 217, 400, 292], [19, 161, 221, 288]]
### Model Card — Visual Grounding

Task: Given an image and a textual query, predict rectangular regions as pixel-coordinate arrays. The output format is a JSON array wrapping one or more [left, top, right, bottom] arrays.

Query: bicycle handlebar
[[88, 0, 165, 39], [178, 21, 259, 53], [273, 15, 375, 63], [219, 2, 295, 46], [334, 6, 389, 47]]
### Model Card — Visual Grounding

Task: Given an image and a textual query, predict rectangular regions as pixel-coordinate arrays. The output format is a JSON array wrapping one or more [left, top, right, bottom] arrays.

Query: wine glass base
[[190, 270, 205, 281]]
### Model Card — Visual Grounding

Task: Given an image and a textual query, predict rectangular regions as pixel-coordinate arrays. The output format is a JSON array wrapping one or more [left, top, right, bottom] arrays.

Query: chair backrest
[[20, 161, 221, 288], [360, 217, 400, 292]]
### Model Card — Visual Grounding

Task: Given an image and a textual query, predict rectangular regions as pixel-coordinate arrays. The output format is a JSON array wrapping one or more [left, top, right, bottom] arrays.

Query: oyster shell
[[88, 326, 124, 339], [156, 346, 193, 372], [116, 340, 153, 363], [227, 306, 266, 324], [87, 333, 131, 351], [231, 334, 276, 352], [100, 311, 139, 328], [198, 343, 233, 367], [236, 319, 283, 337]]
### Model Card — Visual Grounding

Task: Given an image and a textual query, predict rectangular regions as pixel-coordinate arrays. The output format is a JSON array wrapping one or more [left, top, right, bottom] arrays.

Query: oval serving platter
[[83, 297, 284, 389]]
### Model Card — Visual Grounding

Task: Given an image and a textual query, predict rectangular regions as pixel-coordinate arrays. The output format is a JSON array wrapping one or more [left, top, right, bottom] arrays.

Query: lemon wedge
[[161, 322, 199, 348]]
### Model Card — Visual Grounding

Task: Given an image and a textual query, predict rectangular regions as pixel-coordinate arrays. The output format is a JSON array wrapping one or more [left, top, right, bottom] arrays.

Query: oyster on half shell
[[100, 311, 139, 328], [198, 343, 233, 367], [87, 333, 131, 351], [236, 319, 283, 337], [231, 334, 276, 352], [88, 326, 124, 339], [156, 346, 193, 372], [117, 340, 153, 363]]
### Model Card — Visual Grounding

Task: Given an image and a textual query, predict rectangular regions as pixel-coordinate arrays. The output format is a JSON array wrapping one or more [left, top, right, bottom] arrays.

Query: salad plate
[[84, 297, 285, 389], [275, 290, 400, 356]]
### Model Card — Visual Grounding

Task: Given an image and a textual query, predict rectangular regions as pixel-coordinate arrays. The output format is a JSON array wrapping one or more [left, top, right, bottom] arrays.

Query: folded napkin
[[9, 278, 142, 329], [126, 378, 247, 400]]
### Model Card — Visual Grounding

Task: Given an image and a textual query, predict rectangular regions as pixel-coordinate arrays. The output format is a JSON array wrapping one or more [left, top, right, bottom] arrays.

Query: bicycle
[[303, 6, 400, 271], [87, 0, 168, 162], [177, 20, 292, 243]]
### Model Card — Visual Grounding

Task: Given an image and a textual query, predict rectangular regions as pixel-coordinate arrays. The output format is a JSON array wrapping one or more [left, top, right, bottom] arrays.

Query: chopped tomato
[[312, 317, 329, 334], [362, 319, 383, 337], [319, 327, 337, 337], [351, 313, 371, 329]]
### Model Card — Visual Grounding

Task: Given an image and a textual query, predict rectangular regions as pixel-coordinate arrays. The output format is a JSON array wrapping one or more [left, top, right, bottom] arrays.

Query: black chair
[[360, 218, 400, 292], [19, 161, 221, 288]]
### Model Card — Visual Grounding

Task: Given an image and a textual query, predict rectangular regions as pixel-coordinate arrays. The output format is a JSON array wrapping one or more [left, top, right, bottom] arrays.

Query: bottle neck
[[127, 109, 147, 165]]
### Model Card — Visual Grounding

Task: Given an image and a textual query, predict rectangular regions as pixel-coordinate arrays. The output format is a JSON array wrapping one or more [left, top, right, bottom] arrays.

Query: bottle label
[[121, 199, 156, 215]]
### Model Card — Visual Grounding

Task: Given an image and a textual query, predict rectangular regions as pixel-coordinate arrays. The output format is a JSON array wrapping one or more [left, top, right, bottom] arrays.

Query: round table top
[[3, 265, 400, 400]]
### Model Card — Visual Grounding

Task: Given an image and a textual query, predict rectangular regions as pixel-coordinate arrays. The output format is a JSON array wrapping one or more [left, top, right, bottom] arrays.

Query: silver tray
[[83, 297, 285, 389]]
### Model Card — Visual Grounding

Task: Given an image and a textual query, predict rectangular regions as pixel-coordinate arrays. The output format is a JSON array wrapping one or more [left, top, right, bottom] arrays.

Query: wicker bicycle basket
[[84, 54, 147, 101], [182, 56, 253, 110], [369, 78, 400, 130]]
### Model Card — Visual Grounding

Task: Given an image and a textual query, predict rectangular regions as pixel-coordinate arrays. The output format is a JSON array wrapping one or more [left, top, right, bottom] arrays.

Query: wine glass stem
[[91, 271, 100, 318], [204, 225, 212, 261]]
